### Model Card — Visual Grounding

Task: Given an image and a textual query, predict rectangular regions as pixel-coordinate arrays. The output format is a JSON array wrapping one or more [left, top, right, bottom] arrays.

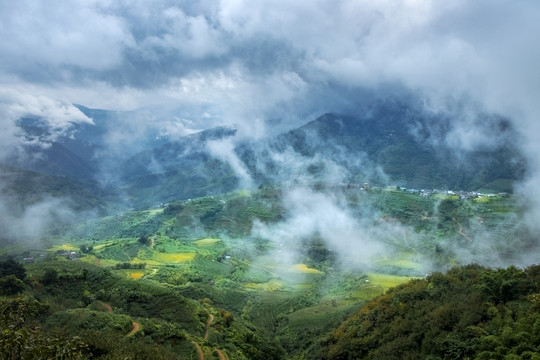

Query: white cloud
[[0, 87, 93, 160], [206, 138, 253, 189], [0, 1, 134, 70], [251, 188, 391, 270]]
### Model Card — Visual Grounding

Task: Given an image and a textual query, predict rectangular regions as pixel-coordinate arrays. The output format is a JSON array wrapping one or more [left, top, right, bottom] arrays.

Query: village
[[337, 182, 508, 200]]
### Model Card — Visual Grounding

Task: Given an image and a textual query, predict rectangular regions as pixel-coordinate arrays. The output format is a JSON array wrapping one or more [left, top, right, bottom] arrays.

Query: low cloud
[[206, 138, 253, 189], [251, 188, 392, 271], [0, 88, 93, 162], [0, 194, 76, 244]]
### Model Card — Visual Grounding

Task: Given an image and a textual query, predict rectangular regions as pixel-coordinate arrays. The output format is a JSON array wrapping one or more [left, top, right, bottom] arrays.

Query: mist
[[1, 1, 540, 270]]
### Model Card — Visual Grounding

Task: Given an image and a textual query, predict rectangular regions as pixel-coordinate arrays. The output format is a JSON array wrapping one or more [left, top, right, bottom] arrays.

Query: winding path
[[215, 348, 227, 360], [103, 302, 140, 338], [125, 321, 140, 337], [204, 311, 214, 341], [452, 217, 473, 242], [192, 341, 205, 360]]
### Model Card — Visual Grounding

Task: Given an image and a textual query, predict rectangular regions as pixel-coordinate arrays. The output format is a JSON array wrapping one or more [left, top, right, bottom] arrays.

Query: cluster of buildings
[[394, 187, 507, 199], [337, 182, 508, 200]]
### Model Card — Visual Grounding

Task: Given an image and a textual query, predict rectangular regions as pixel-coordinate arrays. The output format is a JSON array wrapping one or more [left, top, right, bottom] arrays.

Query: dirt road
[[215, 348, 227, 360], [125, 321, 140, 337], [192, 341, 204, 360], [204, 312, 214, 341]]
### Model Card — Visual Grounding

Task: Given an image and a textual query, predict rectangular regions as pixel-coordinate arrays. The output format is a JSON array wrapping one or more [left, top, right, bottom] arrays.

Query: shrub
[[0, 259, 26, 281], [0, 275, 25, 295], [42, 269, 58, 285]]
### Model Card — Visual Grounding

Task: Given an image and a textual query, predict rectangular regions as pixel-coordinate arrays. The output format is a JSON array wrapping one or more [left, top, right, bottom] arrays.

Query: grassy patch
[[372, 252, 424, 272], [474, 195, 501, 203], [366, 272, 415, 289], [48, 243, 78, 251], [194, 238, 221, 246]]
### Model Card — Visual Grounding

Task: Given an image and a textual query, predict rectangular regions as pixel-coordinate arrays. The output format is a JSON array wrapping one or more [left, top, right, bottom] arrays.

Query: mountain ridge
[[4, 100, 526, 210]]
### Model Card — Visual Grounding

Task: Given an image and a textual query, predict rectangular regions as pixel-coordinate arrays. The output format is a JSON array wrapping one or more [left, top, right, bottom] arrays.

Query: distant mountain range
[[2, 99, 526, 211]]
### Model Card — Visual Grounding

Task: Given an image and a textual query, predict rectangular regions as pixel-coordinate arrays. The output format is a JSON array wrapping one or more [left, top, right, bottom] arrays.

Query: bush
[[0, 275, 25, 295], [0, 259, 26, 281], [42, 269, 58, 285]]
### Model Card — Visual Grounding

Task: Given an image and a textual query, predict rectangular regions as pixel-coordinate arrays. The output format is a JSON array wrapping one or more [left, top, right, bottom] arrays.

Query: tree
[[0, 275, 25, 295], [42, 269, 58, 285], [138, 235, 150, 246], [0, 259, 26, 281], [79, 245, 93, 253]]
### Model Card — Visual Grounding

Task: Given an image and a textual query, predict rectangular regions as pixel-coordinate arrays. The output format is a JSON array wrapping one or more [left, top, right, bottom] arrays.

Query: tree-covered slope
[[255, 100, 525, 191], [320, 264, 540, 360], [0, 163, 106, 215], [0, 260, 284, 360]]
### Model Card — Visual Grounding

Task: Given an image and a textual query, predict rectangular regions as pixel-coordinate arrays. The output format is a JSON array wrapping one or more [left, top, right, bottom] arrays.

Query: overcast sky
[[1, 1, 540, 191], [0, 1, 538, 124]]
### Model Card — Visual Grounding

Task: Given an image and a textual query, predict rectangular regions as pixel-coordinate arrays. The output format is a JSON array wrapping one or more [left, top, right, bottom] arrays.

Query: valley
[[2, 181, 534, 359]]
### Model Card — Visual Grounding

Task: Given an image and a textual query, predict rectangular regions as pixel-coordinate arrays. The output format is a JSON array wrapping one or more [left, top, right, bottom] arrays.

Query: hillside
[[248, 100, 525, 191], [0, 260, 282, 359], [0, 101, 533, 359], [320, 264, 540, 360], [118, 127, 239, 208], [6, 101, 525, 210], [0, 163, 106, 215], [113, 101, 526, 207]]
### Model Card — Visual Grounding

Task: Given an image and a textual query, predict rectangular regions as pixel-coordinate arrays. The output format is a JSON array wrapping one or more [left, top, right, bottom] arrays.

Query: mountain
[[8, 118, 100, 181], [112, 100, 525, 207], [0, 163, 107, 215], [247, 100, 525, 191], [5, 100, 525, 212], [118, 126, 239, 208]]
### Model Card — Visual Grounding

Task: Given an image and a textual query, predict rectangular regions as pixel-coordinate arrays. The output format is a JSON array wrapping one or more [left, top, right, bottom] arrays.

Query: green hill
[[320, 264, 540, 360], [0, 163, 106, 215], [0, 260, 283, 360]]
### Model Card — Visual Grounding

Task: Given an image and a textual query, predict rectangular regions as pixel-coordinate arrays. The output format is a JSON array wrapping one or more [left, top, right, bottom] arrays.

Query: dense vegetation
[[0, 259, 283, 359], [321, 264, 540, 360]]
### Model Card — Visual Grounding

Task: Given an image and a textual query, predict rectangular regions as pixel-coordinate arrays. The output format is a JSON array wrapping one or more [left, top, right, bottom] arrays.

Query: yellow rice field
[[290, 264, 324, 274], [128, 272, 144, 280], [245, 279, 284, 291], [48, 244, 77, 251], [153, 252, 196, 263]]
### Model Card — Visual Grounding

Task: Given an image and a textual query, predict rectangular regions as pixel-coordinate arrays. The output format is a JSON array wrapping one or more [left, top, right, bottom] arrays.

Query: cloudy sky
[[1, 1, 540, 190], [0, 1, 538, 121]]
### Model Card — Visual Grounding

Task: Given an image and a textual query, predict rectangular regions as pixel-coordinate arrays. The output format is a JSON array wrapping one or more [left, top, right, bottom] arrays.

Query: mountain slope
[[320, 264, 540, 360], [252, 100, 525, 191], [6, 100, 525, 212], [118, 127, 239, 207], [0, 163, 106, 215]]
